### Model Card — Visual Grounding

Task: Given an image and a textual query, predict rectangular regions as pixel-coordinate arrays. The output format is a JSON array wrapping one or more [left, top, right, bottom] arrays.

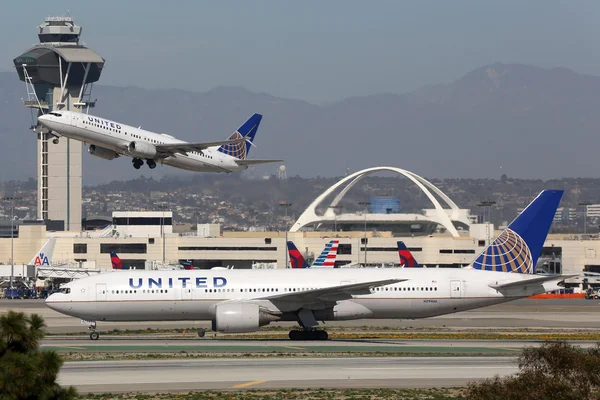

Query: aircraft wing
[[155, 138, 245, 157], [489, 274, 578, 290], [263, 278, 406, 304], [235, 159, 284, 166]]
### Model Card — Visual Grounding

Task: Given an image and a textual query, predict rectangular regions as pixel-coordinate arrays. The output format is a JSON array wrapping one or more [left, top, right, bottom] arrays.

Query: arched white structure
[[290, 167, 472, 238]]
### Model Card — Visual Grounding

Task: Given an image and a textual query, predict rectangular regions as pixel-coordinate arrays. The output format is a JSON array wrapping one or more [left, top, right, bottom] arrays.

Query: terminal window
[[338, 244, 352, 255], [73, 243, 87, 254], [100, 244, 147, 254]]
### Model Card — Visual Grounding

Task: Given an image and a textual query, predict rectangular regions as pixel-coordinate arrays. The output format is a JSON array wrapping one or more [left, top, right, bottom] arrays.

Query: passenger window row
[[373, 287, 438, 292]]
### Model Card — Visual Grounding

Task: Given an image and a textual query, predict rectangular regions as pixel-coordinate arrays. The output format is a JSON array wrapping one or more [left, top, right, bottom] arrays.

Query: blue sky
[[2, 0, 600, 102]]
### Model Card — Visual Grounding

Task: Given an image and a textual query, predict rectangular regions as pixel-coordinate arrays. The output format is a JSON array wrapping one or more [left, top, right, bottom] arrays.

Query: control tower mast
[[13, 16, 104, 231]]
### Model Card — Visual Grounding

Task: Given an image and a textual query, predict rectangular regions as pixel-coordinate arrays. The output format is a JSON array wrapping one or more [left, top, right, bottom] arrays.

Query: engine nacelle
[[127, 141, 157, 159], [88, 145, 119, 160], [213, 302, 279, 333]]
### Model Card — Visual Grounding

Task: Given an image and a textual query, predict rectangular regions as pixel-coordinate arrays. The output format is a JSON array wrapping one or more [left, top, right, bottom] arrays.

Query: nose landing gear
[[84, 320, 99, 340]]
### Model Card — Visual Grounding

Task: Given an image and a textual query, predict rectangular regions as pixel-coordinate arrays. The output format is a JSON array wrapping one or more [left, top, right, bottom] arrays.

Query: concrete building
[[13, 16, 104, 231]]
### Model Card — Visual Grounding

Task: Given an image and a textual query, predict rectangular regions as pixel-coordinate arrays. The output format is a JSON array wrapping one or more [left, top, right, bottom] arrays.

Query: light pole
[[477, 200, 497, 244], [157, 204, 169, 264], [579, 202, 592, 234], [358, 201, 371, 266], [279, 202, 292, 268], [329, 205, 343, 232], [2, 196, 22, 290]]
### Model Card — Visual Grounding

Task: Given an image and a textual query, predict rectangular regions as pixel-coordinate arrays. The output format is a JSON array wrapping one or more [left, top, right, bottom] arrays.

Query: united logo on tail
[[397, 241, 420, 268]]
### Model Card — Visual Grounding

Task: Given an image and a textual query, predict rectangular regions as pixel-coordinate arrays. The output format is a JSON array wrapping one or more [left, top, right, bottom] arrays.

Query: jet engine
[[212, 302, 279, 333], [127, 141, 157, 159], [88, 145, 119, 160]]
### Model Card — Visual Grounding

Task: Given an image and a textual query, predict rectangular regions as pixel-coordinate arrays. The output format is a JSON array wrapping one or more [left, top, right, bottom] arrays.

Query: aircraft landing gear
[[289, 309, 328, 340], [288, 329, 328, 341], [86, 320, 99, 340], [132, 158, 143, 169], [197, 328, 206, 338], [147, 159, 157, 169]]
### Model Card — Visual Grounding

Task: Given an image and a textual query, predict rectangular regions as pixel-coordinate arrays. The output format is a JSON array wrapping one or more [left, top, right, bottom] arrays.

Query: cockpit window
[[49, 112, 62, 117], [60, 288, 71, 294]]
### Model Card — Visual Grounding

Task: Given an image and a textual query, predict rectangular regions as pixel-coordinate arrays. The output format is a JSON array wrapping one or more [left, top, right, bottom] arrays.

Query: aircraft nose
[[45, 293, 62, 312], [37, 114, 51, 127]]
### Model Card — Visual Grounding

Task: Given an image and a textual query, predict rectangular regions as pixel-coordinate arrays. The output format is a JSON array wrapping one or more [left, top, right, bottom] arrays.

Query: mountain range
[[0, 63, 599, 184]]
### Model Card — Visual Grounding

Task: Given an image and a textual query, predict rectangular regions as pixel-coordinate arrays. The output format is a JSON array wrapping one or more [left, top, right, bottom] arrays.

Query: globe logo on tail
[[219, 131, 247, 159], [473, 228, 533, 273]]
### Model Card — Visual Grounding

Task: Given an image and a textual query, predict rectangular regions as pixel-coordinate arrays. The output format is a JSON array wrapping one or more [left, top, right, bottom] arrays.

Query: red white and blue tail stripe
[[312, 240, 339, 268]]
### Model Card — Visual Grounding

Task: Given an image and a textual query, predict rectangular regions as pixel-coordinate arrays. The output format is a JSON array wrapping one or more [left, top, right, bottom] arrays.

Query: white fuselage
[[46, 267, 561, 325], [38, 111, 245, 173]]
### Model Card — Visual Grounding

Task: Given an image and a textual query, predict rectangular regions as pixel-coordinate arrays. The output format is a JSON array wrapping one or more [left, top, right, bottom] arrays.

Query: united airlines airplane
[[46, 190, 571, 341], [37, 111, 281, 171]]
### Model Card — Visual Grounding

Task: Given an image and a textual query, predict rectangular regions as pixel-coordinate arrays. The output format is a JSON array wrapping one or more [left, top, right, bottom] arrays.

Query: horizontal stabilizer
[[235, 159, 284, 166], [489, 274, 577, 290]]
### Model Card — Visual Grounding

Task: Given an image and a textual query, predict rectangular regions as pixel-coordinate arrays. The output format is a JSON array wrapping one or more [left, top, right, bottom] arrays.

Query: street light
[[579, 202, 592, 234], [329, 205, 343, 232], [157, 204, 169, 264], [2, 196, 23, 290], [279, 202, 292, 268], [477, 200, 497, 245], [358, 201, 371, 266]]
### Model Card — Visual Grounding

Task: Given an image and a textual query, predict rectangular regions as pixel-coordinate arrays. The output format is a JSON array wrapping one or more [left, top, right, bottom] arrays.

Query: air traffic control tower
[[13, 16, 104, 231]]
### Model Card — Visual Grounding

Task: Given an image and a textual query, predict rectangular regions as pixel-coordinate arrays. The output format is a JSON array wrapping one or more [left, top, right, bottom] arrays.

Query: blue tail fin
[[218, 113, 262, 160], [472, 190, 563, 274], [287, 241, 310, 269]]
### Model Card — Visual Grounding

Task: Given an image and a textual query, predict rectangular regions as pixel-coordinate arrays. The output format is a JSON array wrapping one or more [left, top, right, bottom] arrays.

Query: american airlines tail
[[472, 190, 563, 274], [110, 252, 124, 270], [287, 240, 340, 268], [397, 241, 420, 268], [28, 238, 56, 266]]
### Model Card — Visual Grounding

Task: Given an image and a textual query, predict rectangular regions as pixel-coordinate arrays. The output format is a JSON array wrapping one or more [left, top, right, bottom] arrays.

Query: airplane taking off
[[47, 190, 572, 341], [287, 240, 339, 268], [37, 111, 282, 172]]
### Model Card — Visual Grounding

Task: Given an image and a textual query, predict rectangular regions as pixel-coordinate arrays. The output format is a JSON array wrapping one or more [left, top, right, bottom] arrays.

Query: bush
[[467, 341, 600, 400], [0, 311, 78, 400]]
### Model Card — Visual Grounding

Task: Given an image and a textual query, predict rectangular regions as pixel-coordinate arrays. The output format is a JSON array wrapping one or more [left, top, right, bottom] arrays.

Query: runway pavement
[[41, 337, 598, 355], [3, 298, 600, 333], [57, 356, 518, 392]]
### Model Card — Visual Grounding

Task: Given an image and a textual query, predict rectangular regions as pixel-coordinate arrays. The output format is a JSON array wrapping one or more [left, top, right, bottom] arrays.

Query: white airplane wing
[[235, 159, 284, 166], [263, 278, 406, 304], [155, 138, 245, 157]]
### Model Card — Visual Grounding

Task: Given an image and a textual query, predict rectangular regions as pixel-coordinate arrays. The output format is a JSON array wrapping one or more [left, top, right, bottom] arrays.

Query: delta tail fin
[[312, 240, 339, 268], [472, 190, 563, 274], [110, 252, 124, 270], [218, 114, 262, 160], [397, 241, 420, 267], [28, 238, 56, 266], [287, 241, 310, 269]]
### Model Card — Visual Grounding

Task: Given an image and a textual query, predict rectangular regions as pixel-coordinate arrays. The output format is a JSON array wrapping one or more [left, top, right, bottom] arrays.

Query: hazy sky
[[2, 0, 600, 102]]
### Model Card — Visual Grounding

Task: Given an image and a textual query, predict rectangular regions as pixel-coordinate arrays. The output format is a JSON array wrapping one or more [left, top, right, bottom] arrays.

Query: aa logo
[[34, 253, 50, 266]]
